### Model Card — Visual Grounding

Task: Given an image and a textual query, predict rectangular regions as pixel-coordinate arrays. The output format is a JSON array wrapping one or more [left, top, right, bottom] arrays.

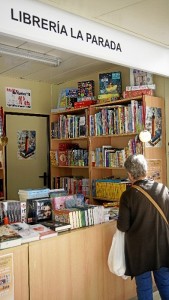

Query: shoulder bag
[[132, 185, 168, 225]]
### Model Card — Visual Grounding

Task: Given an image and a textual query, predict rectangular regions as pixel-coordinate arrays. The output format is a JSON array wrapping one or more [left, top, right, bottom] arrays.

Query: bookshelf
[[50, 95, 166, 204], [0, 145, 6, 200], [50, 107, 90, 197]]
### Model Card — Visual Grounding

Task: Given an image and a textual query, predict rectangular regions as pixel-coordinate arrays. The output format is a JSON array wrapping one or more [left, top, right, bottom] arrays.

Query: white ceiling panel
[[0, 0, 168, 84]]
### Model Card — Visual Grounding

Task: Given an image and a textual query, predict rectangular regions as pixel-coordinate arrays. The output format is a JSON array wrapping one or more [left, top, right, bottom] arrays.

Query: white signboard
[[6, 87, 31, 109], [0, 0, 169, 76]]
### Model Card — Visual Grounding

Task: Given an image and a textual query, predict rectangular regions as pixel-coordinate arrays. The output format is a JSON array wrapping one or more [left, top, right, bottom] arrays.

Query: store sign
[[0, 0, 169, 76]]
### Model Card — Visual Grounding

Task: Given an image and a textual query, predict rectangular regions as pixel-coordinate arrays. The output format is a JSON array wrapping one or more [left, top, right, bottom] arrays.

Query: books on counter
[[18, 188, 50, 201], [0, 225, 22, 249], [30, 223, 58, 239], [40, 220, 71, 233], [9, 222, 40, 243]]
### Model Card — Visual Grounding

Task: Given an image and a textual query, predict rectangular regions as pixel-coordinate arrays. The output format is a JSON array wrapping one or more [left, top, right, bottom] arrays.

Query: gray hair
[[124, 154, 147, 180]]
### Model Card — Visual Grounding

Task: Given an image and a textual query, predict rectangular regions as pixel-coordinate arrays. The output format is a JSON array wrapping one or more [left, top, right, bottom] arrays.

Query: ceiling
[[0, 0, 168, 85]]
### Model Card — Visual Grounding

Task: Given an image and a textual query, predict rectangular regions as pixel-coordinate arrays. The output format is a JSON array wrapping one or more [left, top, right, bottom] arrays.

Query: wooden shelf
[[50, 95, 166, 202], [51, 136, 88, 141]]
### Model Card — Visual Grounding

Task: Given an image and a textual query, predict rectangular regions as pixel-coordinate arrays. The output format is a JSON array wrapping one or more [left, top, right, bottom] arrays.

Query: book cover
[[41, 220, 71, 232], [26, 198, 52, 224], [0, 225, 22, 249], [30, 224, 58, 239], [9, 222, 40, 243], [53, 209, 75, 229], [79, 115, 86, 137]]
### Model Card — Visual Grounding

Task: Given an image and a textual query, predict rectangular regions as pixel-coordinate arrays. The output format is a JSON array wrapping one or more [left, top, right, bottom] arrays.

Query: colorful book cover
[[0, 225, 22, 249], [30, 224, 58, 239], [9, 222, 40, 243]]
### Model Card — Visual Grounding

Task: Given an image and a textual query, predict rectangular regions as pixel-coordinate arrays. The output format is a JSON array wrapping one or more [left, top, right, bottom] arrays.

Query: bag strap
[[132, 185, 168, 225]]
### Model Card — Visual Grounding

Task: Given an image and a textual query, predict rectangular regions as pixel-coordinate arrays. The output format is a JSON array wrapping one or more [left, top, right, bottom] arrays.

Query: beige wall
[[0, 76, 51, 114], [0, 67, 169, 187]]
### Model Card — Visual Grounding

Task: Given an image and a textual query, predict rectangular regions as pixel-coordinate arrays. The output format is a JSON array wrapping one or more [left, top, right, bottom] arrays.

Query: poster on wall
[[6, 87, 31, 109], [145, 107, 162, 148], [17, 130, 36, 159], [147, 159, 162, 182], [0, 253, 14, 300]]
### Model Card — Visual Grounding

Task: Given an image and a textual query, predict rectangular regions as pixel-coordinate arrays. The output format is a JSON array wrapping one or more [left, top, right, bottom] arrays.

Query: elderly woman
[[117, 154, 169, 300]]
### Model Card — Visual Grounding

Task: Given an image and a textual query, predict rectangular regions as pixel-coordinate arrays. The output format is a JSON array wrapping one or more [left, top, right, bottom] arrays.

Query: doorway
[[5, 113, 50, 200]]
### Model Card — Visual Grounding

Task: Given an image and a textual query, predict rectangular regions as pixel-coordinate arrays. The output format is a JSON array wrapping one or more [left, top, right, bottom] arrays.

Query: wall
[[0, 76, 51, 115]]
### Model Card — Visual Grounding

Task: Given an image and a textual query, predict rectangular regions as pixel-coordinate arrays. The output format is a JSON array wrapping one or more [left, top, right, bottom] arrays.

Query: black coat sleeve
[[117, 191, 131, 232]]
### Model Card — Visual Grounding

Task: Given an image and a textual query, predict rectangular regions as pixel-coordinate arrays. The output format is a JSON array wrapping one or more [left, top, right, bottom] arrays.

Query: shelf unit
[[50, 107, 90, 197], [50, 95, 166, 204], [0, 145, 6, 200]]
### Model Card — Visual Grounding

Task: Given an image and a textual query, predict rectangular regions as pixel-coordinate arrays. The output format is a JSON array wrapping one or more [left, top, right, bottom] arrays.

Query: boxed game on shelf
[[77, 80, 95, 98], [99, 71, 122, 98], [94, 179, 131, 201], [130, 69, 153, 86]]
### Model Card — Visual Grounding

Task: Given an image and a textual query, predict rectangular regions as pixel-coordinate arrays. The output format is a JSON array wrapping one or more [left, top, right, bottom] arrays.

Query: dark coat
[[117, 179, 169, 277]]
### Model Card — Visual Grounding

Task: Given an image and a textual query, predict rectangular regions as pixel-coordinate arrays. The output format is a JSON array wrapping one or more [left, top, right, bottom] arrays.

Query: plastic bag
[[108, 229, 128, 279]]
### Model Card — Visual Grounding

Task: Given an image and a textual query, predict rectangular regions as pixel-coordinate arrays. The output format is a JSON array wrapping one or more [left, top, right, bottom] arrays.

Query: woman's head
[[124, 154, 147, 181]]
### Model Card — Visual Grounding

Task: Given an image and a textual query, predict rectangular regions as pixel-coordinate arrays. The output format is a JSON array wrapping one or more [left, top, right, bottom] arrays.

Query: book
[[40, 220, 71, 232], [9, 222, 40, 243], [26, 198, 52, 224], [30, 224, 58, 239], [53, 209, 74, 229], [0, 225, 22, 249]]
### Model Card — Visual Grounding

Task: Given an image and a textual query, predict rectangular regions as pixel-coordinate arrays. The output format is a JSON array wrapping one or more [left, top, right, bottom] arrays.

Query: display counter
[[0, 244, 29, 300], [29, 221, 137, 300]]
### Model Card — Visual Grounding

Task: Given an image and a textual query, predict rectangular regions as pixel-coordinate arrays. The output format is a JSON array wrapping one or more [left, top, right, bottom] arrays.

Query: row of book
[[90, 100, 143, 136], [52, 148, 89, 167], [51, 114, 87, 139], [52, 176, 90, 196], [54, 205, 105, 229], [93, 136, 143, 168], [0, 200, 27, 224]]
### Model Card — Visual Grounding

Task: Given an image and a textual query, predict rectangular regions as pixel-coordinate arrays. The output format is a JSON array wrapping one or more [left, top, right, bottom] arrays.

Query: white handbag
[[108, 229, 128, 279]]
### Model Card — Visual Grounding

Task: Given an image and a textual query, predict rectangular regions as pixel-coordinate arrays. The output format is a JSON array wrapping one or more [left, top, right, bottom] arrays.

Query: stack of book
[[9, 222, 40, 243], [40, 220, 71, 233], [18, 188, 50, 201]]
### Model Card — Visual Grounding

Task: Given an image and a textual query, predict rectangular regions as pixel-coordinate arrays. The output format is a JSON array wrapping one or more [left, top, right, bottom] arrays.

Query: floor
[[153, 291, 161, 300]]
